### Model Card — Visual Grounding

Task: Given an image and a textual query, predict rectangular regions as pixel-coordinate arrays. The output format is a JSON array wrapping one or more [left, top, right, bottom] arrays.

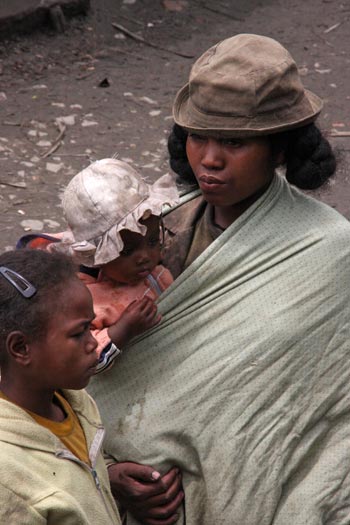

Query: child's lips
[[88, 359, 99, 371], [137, 269, 151, 278]]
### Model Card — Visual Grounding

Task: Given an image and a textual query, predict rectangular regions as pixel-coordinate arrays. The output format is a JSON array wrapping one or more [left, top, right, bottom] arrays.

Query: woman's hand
[[108, 296, 161, 347], [108, 462, 184, 525]]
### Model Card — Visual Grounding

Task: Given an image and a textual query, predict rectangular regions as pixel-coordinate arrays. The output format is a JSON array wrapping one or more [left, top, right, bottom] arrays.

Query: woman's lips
[[198, 174, 225, 192], [199, 174, 224, 184]]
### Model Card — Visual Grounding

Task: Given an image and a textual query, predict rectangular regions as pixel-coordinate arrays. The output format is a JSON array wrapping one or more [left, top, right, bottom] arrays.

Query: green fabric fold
[[89, 175, 350, 525]]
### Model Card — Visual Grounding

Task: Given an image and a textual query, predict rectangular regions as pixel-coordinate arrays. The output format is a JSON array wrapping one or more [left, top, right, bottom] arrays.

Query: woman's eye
[[188, 133, 206, 142], [221, 138, 242, 147]]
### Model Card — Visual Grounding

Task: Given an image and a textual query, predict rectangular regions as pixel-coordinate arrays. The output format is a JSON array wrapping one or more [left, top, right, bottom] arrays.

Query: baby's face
[[101, 215, 162, 285]]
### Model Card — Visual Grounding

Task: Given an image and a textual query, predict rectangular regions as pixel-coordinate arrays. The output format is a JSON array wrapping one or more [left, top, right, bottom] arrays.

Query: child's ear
[[6, 331, 32, 366]]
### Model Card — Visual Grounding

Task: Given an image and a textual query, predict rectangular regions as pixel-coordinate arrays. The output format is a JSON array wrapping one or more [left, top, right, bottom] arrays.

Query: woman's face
[[186, 134, 277, 211]]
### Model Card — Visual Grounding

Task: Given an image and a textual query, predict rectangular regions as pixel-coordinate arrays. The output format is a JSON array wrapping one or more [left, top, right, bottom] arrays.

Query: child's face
[[102, 215, 162, 285], [29, 278, 98, 391]]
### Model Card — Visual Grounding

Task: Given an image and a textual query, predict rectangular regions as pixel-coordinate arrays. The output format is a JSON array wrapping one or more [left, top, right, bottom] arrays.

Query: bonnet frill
[[56, 158, 179, 267]]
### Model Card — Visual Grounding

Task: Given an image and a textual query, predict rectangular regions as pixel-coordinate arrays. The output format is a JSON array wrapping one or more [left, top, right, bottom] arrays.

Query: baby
[[18, 159, 179, 373]]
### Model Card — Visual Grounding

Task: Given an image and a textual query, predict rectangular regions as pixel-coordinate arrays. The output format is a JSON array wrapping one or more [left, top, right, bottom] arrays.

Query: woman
[[89, 34, 350, 524]]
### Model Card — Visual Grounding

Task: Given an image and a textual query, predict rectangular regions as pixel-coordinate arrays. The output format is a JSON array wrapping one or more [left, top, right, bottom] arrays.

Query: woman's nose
[[201, 139, 224, 169]]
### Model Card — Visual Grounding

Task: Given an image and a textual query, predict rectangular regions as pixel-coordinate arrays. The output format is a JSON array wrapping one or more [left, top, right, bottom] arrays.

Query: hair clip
[[0, 266, 37, 299], [159, 218, 165, 247]]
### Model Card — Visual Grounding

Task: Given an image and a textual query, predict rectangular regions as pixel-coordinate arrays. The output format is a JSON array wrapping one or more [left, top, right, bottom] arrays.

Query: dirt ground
[[0, 0, 349, 251]]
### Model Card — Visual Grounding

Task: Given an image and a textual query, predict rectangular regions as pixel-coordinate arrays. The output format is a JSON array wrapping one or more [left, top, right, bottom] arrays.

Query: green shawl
[[89, 175, 350, 524]]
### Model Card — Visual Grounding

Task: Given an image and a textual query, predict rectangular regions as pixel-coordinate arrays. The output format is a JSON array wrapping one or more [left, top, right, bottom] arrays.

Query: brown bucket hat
[[173, 34, 323, 137]]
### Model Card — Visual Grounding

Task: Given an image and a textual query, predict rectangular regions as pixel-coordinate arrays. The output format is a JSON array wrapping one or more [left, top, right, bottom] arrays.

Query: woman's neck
[[213, 182, 271, 229]]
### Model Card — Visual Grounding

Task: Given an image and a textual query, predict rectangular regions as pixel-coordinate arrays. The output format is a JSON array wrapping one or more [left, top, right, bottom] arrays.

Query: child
[[18, 159, 179, 373], [0, 249, 121, 524]]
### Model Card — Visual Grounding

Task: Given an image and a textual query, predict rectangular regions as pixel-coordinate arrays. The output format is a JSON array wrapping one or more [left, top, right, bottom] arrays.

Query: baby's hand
[[123, 296, 161, 336], [107, 296, 161, 347]]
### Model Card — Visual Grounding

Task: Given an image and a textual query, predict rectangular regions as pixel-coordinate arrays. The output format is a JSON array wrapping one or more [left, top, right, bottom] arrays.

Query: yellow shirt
[[0, 390, 90, 465]]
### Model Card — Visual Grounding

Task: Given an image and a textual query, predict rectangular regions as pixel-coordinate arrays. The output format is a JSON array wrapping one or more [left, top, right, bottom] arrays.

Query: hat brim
[[173, 83, 323, 137]]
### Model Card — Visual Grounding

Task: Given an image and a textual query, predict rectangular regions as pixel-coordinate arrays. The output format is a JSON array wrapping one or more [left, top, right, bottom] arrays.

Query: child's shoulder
[[77, 266, 100, 284], [60, 389, 102, 426]]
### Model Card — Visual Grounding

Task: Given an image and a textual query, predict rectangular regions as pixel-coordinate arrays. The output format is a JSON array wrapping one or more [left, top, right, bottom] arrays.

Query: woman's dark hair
[[168, 124, 197, 188], [167, 122, 336, 190], [0, 249, 77, 356], [270, 124, 336, 189]]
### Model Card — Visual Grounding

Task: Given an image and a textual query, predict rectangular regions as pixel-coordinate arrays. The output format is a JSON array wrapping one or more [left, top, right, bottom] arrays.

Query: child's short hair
[[0, 250, 77, 358]]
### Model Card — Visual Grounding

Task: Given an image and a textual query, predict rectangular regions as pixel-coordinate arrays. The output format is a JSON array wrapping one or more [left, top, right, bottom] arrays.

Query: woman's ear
[[274, 150, 285, 168], [6, 331, 32, 366]]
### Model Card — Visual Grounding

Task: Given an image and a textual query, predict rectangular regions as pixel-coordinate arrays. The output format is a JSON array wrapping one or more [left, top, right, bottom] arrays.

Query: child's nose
[[87, 332, 98, 353], [136, 248, 151, 264]]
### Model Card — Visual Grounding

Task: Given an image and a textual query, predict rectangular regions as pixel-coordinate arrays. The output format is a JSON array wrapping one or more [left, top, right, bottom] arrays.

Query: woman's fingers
[[136, 468, 182, 509], [141, 482, 184, 514], [109, 462, 164, 501], [109, 463, 184, 523], [160, 467, 181, 488], [133, 489, 184, 525]]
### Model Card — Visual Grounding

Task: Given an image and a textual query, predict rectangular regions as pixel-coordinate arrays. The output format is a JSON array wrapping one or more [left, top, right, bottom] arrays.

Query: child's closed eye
[[147, 237, 160, 248], [71, 322, 94, 338], [120, 237, 160, 256], [120, 247, 134, 257]]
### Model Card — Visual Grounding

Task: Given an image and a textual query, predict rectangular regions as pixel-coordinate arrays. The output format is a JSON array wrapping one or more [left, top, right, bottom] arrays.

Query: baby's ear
[[6, 331, 31, 366]]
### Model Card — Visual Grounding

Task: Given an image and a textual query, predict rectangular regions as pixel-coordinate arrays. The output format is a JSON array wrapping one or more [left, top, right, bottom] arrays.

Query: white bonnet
[[59, 158, 179, 266]]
